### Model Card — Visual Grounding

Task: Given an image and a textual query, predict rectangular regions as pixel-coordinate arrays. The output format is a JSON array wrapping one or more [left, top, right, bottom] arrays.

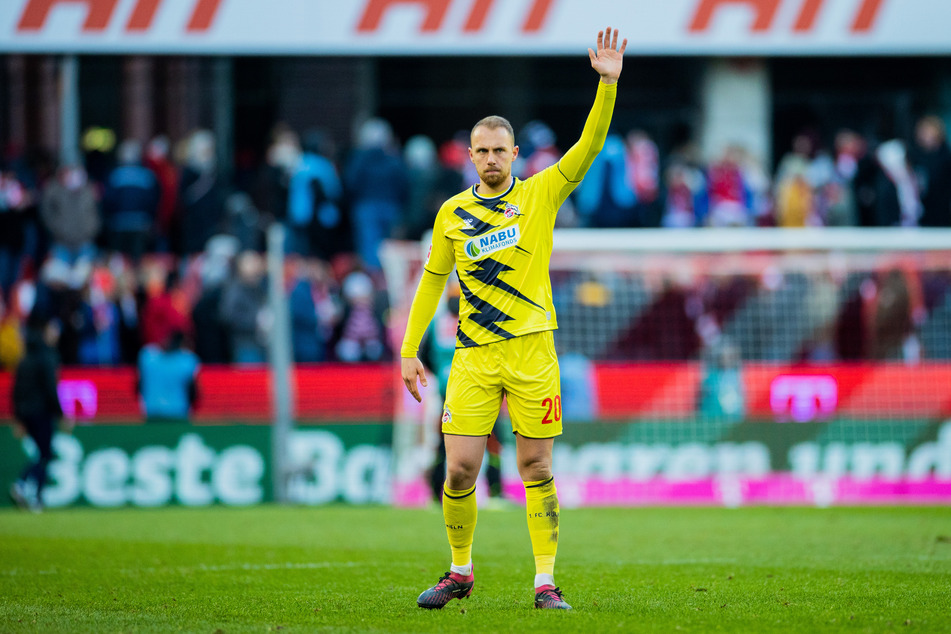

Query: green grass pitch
[[1, 505, 950, 632]]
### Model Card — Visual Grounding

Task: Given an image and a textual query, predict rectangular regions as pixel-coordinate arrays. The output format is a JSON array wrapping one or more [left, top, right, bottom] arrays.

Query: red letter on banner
[[792, 0, 823, 32], [851, 0, 884, 32], [689, 0, 782, 33], [463, 0, 552, 33], [794, 0, 885, 33], [17, 0, 120, 31], [463, 0, 493, 32], [126, 0, 222, 32], [126, 0, 160, 31], [357, 0, 451, 32], [521, 0, 553, 32], [187, 0, 222, 31]]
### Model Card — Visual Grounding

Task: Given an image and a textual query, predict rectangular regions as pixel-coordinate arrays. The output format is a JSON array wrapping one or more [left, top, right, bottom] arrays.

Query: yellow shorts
[[442, 330, 562, 439]]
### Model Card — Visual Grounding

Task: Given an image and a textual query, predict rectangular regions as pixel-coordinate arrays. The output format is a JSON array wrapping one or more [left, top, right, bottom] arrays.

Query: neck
[[476, 176, 513, 197]]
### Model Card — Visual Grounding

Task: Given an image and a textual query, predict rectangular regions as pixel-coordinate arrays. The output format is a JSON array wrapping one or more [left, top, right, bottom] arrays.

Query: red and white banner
[[1, 361, 949, 423], [0, 364, 396, 423], [0, 0, 948, 55]]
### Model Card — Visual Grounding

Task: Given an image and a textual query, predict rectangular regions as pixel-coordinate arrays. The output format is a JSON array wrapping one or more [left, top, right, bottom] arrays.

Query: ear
[[468, 146, 475, 164], [512, 145, 519, 160]]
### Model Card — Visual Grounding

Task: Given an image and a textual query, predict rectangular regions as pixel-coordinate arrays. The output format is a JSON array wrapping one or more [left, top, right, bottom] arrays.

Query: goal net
[[382, 228, 951, 507]]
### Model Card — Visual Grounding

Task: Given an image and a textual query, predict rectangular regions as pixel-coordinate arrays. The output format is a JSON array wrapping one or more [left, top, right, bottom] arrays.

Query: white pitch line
[[1, 562, 360, 577]]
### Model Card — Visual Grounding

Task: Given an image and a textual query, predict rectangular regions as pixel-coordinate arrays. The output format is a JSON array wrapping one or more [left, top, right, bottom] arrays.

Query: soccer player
[[400, 27, 627, 611]]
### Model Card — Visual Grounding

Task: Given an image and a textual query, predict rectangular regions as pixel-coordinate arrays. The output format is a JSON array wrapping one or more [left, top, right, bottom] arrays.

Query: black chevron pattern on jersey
[[473, 193, 505, 211], [453, 207, 497, 237], [455, 326, 478, 348], [468, 257, 543, 309], [458, 278, 516, 340]]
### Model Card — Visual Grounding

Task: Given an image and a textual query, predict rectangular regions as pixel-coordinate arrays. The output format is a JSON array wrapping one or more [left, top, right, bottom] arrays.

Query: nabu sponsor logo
[[464, 226, 520, 259]]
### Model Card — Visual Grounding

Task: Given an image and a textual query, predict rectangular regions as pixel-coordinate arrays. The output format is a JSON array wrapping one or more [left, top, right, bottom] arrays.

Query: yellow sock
[[443, 483, 477, 567], [524, 477, 559, 576]]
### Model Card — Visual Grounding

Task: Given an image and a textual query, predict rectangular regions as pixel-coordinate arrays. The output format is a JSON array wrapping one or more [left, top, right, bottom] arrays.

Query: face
[[469, 126, 518, 190], [916, 121, 942, 150]]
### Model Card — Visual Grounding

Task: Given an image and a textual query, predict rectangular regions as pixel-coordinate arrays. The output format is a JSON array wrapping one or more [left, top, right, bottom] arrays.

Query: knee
[[445, 459, 481, 491], [517, 455, 552, 483]]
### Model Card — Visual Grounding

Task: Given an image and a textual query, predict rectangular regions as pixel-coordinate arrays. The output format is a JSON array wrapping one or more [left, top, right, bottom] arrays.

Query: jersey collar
[[471, 178, 517, 201]]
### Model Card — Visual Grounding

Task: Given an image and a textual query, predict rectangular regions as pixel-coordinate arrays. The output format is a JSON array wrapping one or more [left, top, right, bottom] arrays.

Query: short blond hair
[[471, 115, 515, 145]]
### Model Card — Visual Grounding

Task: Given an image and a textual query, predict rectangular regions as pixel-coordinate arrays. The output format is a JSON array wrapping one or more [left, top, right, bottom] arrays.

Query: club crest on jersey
[[441, 410, 452, 424], [463, 226, 520, 260], [503, 202, 521, 218]]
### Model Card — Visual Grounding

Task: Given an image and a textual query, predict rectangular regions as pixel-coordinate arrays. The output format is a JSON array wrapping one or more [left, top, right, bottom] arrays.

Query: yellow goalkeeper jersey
[[402, 80, 617, 355], [425, 169, 567, 347]]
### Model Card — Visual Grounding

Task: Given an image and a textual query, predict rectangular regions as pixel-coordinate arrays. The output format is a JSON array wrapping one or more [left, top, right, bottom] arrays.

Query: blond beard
[[480, 167, 509, 189]]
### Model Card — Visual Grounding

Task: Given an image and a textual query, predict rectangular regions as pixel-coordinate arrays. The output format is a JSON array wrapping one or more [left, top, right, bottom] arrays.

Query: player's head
[[471, 116, 515, 146], [469, 116, 519, 190]]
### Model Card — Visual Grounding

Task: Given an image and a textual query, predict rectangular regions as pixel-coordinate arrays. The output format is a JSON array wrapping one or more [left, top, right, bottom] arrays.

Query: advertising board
[[1, 0, 945, 55]]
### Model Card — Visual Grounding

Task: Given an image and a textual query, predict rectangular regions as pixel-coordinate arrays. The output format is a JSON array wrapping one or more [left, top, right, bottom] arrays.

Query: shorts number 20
[[541, 395, 562, 424]]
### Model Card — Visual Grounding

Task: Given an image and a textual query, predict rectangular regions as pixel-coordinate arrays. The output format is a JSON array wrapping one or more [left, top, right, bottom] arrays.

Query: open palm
[[588, 27, 627, 84]]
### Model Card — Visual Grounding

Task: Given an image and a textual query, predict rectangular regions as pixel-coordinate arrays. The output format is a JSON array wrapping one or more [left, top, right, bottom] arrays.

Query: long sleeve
[[557, 80, 618, 183], [400, 268, 450, 357]]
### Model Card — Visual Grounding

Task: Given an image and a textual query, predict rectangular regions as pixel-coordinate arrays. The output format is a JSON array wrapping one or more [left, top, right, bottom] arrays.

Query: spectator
[[179, 130, 224, 255], [76, 267, 122, 365], [9, 312, 63, 512], [698, 337, 745, 421], [112, 259, 142, 364], [220, 192, 263, 253], [774, 159, 814, 227], [294, 129, 345, 259], [333, 270, 388, 362], [254, 124, 295, 224], [705, 145, 753, 227], [81, 126, 116, 187], [103, 140, 160, 261], [774, 134, 817, 227], [911, 115, 951, 227], [520, 120, 560, 178], [436, 138, 467, 194], [574, 133, 638, 228], [800, 270, 842, 362], [40, 164, 100, 266], [0, 284, 29, 371], [850, 134, 888, 227], [192, 236, 239, 364], [144, 135, 180, 252], [819, 130, 862, 227], [661, 159, 707, 228], [869, 266, 925, 361], [344, 118, 408, 272], [402, 134, 441, 241], [141, 268, 193, 348], [137, 329, 200, 422], [311, 257, 343, 348], [34, 255, 89, 366], [742, 148, 773, 226], [875, 139, 922, 227], [0, 168, 33, 298], [422, 137, 468, 227], [263, 128, 309, 253], [626, 130, 661, 226], [288, 256, 332, 363], [219, 250, 268, 364]]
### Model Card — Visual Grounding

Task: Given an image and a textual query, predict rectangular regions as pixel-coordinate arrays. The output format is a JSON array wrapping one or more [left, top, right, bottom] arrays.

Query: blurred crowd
[[1, 113, 950, 369], [578, 116, 951, 230]]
